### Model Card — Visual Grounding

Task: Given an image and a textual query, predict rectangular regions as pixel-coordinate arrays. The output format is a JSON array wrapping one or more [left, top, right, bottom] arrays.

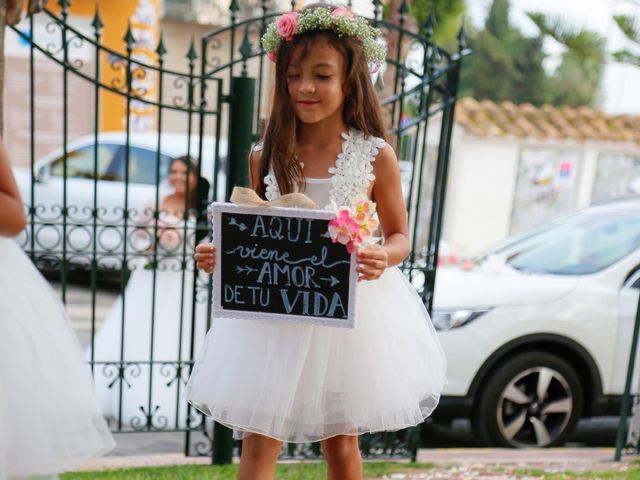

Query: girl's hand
[[194, 243, 216, 273], [356, 244, 388, 281]]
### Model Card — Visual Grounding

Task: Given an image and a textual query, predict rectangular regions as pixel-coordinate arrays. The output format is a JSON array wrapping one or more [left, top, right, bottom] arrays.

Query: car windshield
[[489, 206, 640, 275]]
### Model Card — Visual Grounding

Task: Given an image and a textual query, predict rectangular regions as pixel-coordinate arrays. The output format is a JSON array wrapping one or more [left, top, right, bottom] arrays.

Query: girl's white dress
[[88, 213, 209, 430], [0, 237, 115, 480], [186, 129, 447, 442]]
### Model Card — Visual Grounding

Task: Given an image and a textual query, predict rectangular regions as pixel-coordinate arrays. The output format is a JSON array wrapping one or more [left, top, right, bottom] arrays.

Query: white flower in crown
[[261, 6, 386, 73]]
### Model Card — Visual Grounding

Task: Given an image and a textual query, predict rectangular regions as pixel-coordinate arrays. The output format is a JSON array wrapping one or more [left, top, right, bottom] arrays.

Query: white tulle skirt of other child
[[0, 238, 114, 479], [187, 266, 446, 443]]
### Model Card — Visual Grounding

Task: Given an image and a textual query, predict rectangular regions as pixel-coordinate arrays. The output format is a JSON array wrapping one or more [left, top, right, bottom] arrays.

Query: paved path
[[74, 448, 637, 478]]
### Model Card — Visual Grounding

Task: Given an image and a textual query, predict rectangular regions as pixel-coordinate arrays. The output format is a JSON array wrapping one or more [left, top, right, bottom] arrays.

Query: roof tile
[[455, 97, 640, 143]]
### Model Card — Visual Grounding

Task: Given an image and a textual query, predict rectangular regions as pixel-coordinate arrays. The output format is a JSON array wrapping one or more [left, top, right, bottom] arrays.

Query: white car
[[13, 132, 226, 267], [433, 198, 640, 447]]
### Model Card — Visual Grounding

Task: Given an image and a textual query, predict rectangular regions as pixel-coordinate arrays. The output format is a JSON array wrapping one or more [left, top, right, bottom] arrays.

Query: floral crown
[[261, 6, 386, 72]]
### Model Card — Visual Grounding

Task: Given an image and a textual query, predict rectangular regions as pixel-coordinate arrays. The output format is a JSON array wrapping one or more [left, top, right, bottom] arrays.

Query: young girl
[[189, 5, 446, 479], [0, 142, 115, 479], [89, 156, 209, 430]]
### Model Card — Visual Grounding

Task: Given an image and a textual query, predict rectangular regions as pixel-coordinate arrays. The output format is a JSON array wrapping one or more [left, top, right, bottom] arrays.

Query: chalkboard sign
[[211, 203, 357, 328]]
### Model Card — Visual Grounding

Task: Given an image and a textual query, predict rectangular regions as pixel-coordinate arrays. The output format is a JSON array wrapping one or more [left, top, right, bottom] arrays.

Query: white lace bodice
[[257, 129, 387, 209]]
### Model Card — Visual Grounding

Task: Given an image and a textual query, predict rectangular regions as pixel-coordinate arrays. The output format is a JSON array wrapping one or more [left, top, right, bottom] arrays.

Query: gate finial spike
[[91, 7, 103, 36], [457, 19, 467, 51], [156, 33, 167, 59], [229, 0, 240, 12], [372, 0, 382, 22], [58, 0, 70, 11], [398, 0, 409, 17], [124, 24, 135, 51], [239, 27, 252, 61], [424, 3, 437, 38], [187, 37, 198, 65]]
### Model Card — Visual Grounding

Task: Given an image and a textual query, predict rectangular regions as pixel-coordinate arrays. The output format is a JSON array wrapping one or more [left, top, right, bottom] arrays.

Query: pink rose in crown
[[266, 50, 277, 63], [276, 12, 298, 41], [331, 6, 354, 18]]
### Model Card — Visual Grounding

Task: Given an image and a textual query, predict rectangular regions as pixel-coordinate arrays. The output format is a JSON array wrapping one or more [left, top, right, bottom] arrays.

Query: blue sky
[[468, 0, 640, 114]]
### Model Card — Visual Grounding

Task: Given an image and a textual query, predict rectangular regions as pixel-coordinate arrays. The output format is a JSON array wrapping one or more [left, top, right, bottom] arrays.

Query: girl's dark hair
[[256, 5, 387, 199]]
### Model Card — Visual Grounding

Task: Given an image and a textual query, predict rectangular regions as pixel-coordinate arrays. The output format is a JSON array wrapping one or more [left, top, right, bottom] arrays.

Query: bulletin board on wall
[[592, 154, 640, 203], [509, 147, 582, 235]]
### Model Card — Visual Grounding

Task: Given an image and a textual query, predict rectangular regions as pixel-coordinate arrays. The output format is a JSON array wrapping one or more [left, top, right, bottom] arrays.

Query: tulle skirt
[[88, 259, 209, 430], [186, 266, 446, 443], [0, 238, 114, 479]]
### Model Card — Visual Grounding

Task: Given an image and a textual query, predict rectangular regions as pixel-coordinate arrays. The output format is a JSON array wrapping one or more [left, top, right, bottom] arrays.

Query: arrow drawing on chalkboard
[[320, 276, 340, 287], [228, 217, 248, 231], [235, 265, 257, 275]]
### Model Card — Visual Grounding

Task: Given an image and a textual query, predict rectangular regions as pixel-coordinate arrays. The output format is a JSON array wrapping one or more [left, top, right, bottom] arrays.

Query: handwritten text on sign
[[211, 203, 357, 328]]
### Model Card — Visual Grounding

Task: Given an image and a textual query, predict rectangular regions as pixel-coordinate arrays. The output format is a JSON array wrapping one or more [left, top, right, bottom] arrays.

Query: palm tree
[[526, 12, 606, 107], [612, 0, 640, 67]]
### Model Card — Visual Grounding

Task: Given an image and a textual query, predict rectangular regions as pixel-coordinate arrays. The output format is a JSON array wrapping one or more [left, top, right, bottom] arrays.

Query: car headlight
[[431, 308, 491, 331]]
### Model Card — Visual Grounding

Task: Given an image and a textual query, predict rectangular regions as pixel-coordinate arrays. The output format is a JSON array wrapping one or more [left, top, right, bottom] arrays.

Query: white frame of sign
[[210, 202, 358, 328]]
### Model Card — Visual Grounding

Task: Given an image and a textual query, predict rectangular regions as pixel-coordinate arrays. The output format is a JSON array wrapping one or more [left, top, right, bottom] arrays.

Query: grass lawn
[[60, 462, 640, 479], [61, 462, 433, 480], [60, 462, 640, 480]]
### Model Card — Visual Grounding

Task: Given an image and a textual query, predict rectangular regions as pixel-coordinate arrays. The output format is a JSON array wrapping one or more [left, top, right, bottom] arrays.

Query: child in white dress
[[189, 5, 446, 479], [0, 143, 115, 480]]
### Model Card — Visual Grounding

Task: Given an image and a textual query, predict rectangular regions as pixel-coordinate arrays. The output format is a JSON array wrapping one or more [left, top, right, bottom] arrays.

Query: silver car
[[13, 132, 225, 268]]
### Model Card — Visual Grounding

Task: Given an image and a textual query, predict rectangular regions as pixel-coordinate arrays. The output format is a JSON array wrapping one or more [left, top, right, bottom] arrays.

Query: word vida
[[222, 213, 350, 318]]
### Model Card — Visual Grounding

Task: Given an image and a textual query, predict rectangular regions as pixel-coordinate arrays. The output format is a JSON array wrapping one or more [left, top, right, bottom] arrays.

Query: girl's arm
[[248, 148, 261, 191], [356, 145, 409, 281], [194, 149, 261, 273], [0, 144, 27, 237]]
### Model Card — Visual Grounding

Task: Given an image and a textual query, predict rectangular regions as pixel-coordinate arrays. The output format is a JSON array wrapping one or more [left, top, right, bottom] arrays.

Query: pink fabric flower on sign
[[328, 208, 360, 254], [328, 199, 378, 254], [331, 6, 354, 18], [276, 12, 298, 41]]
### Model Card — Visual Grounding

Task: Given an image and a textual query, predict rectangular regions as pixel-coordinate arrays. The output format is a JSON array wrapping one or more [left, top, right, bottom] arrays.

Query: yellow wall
[[48, 0, 160, 132]]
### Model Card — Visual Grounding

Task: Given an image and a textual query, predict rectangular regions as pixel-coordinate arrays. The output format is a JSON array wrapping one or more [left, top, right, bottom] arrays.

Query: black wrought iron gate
[[7, 0, 468, 462]]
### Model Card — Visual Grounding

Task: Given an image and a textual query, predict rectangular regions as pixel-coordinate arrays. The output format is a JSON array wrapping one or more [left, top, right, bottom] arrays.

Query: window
[[491, 207, 640, 275], [50, 144, 120, 180], [107, 147, 173, 185]]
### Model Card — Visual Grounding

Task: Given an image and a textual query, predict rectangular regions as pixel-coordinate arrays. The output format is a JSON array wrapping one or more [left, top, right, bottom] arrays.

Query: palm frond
[[613, 14, 640, 44], [526, 11, 606, 61], [612, 49, 640, 67]]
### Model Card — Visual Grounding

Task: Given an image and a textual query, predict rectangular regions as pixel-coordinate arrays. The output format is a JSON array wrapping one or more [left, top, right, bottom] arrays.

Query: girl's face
[[168, 160, 197, 195], [286, 39, 346, 127]]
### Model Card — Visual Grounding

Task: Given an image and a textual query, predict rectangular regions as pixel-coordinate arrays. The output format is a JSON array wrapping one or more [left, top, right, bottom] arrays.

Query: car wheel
[[472, 351, 583, 448]]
